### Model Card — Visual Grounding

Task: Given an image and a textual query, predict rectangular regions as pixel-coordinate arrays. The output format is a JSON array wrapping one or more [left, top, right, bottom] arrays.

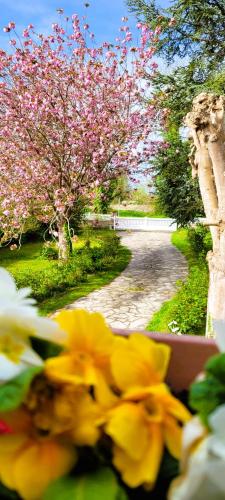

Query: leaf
[[0, 482, 19, 500], [159, 450, 179, 481], [205, 353, 225, 383], [43, 468, 128, 500], [30, 337, 63, 360], [189, 375, 225, 425], [0, 366, 43, 412]]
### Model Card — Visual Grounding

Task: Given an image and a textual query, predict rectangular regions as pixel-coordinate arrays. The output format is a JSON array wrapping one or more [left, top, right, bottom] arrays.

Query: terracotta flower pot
[[114, 329, 218, 392]]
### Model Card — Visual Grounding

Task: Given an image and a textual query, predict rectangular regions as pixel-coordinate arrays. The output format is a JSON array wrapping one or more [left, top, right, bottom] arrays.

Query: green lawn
[[147, 229, 208, 335], [0, 230, 131, 316], [0, 241, 52, 274], [117, 209, 166, 218]]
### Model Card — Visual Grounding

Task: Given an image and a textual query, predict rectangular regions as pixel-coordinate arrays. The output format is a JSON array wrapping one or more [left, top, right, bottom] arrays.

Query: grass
[[147, 229, 208, 334], [0, 241, 51, 274], [117, 209, 166, 218], [0, 230, 131, 316]]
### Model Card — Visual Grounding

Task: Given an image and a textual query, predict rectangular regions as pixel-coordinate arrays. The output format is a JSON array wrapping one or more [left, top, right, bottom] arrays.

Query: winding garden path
[[67, 232, 188, 329]]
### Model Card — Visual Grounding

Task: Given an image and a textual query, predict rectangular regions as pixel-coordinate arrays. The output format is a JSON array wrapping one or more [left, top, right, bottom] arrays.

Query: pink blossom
[[8, 22, 15, 30], [155, 26, 162, 35], [168, 17, 176, 27], [23, 29, 29, 38], [0, 12, 159, 244]]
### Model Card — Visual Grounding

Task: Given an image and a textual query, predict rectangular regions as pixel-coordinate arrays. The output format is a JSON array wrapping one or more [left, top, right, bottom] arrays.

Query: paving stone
[[63, 231, 188, 330]]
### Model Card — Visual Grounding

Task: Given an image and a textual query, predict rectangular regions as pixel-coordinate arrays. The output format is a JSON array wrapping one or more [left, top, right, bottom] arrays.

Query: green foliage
[[0, 366, 42, 412], [152, 66, 225, 131], [20, 217, 48, 243], [69, 198, 87, 233], [93, 179, 119, 214], [30, 337, 63, 360], [188, 224, 212, 258], [172, 265, 208, 334], [39, 245, 131, 315], [127, 0, 225, 230], [154, 130, 204, 225], [117, 209, 165, 217], [127, 0, 225, 70], [0, 482, 19, 499], [129, 186, 151, 206], [147, 229, 209, 334], [0, 230, 130, 314], [190, 353, 225, 425], [40, 241, 58, 260], [44, 468, 128, 500]]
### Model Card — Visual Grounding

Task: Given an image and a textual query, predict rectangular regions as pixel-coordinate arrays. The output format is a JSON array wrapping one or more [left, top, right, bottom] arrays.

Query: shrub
[[173, 263, 209, 334], [40, 241, 58, 260], [188, 224, 212, 258], [74, 250, 95, 273], [12, 229, 122, 304], [95, 255, 115, 270]]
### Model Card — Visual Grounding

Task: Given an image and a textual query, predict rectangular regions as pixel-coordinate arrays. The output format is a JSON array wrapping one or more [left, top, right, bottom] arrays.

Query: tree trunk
[[185, 93, 225, 337], [57, 219, 72, 261]]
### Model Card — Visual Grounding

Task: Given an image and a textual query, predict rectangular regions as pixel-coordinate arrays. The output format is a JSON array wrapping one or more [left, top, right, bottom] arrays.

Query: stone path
[[66, 232, 188, 330]]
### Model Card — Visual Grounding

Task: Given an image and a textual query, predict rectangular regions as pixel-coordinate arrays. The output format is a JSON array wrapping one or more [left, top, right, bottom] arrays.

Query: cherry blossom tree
[[0, 12, 160, 259]]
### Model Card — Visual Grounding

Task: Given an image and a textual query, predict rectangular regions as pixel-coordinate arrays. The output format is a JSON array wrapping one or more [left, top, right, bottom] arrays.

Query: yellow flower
[[99, 334, 191, 489], [45, 309, 115, 390], [0, 408, 76, 500], [104, 384, 191, 488], [111, 333, 171, 392], [29, 380, 103, 447], [26, 375, 103, 447]]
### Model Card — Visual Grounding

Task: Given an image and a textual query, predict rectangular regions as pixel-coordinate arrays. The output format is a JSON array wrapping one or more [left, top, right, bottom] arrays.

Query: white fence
[[114, 216, 177, 232], [86, 214, 177, 232]]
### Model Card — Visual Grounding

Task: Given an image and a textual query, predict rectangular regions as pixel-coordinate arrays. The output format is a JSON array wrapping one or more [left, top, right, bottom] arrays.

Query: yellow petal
[[164, 415, 182, 459], [45, 354, 97, 386], [105, 403, 148, 461], [164, 393, 191, 423], [0, 433, 27, 491], [113, 423, 164, 488], [94, 372, 118, 409], [129, 334, 171, 382], [13, 439, 77, 500], [111, 334, 170, 392], [69, 392, 102, 446], [55, 309, 114, 355], [123, 382, 170, 402]]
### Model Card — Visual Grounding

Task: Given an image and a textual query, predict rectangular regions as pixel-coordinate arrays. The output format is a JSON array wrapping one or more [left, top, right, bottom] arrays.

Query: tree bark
[[57, 219, 72, 261], [185, 93, 225, 337]]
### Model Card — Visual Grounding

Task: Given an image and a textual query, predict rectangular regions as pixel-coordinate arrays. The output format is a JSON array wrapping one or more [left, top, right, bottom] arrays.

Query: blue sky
[[0, 0, 172, 48]]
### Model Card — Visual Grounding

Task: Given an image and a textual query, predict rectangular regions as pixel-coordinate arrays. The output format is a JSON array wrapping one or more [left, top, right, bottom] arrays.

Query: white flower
[[169, 321, 225, 499], [168, 320, 182, 335], [169, 406, 225, 500], [0, 268, 66, 382]]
